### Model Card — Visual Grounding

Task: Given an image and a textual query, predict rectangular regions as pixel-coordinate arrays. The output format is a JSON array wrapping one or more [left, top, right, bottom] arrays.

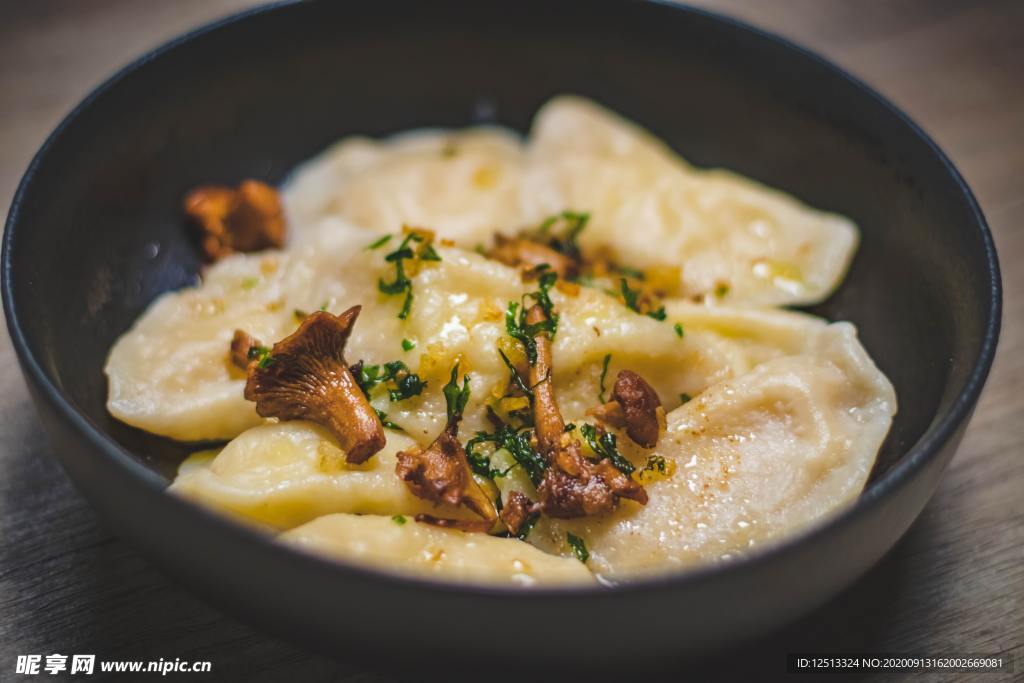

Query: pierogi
[[106, 96, 895, 586]]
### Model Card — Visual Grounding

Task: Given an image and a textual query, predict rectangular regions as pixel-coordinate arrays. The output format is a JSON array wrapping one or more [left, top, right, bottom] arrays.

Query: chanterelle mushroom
[[589, 370, 665, 448], [500, 490, 541, 537], [396, 364, 498, 532], [184, 179, 286, 261], [230, 329, 263, 371], [243, 307, 385, 463], [524, 304, 648, 517], [488, 233, 578, 280]]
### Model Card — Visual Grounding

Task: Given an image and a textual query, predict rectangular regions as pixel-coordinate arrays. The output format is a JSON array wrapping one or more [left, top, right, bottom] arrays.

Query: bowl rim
[[1, 0, 1002, 599]]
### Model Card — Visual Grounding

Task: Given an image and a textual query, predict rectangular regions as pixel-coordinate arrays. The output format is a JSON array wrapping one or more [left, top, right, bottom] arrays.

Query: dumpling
[[280, 513, 594, 586], [515, 322, 896, 579], [106, 221, 835, 444], [284, 127, 527, 244], [169, 421, 481, 529], [521, 95, 858, 306], [105, 221, 397, 441]]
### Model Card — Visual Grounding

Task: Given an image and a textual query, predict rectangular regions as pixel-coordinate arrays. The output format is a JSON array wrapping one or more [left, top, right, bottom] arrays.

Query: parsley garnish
[[392, 514, 407, 525], [580, 423, 635, 475], [375, 409, 403, 431], [679, 393, 692, 404], [567, 533, 589, 563], [293, 309, 308, 322], [517, 512, 540, 541], [442, 363, 471, 422], [378, 231, 442, 320], [674, 322, 685, 338], [641, 455, 667, 476], [619, 278, 666, 321], [503, 270, 560, 365], [401, 338, 416, 352], [466, 425, 547, 484], [598, 353, 612, 403], [498, 349, 533, 400], [537, 211, 589, 262], [366, 235, 393, 250], [715, 283, 730, 298], [248, 345, 274, 369], [355, 360, 426, 402]]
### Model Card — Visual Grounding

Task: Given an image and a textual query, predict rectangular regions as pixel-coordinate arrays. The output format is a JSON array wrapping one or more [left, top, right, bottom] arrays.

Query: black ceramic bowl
[[2, 0, 1000, 670]]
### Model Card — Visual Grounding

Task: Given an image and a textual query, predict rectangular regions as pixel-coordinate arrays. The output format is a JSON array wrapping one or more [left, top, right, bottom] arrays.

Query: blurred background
[[1, 1, 1020, 680]]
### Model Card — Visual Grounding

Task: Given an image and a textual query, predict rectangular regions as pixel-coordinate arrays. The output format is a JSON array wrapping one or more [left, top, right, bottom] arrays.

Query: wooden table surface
[[1, 1, 1020, 680]]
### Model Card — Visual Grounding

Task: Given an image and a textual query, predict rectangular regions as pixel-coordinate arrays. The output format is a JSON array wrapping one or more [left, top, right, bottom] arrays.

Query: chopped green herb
[[564, 422, 577, 433], [366, 235, 393, 250], [419, 243, 442, 262], [598, 353, 612, 403], [580, 423, 635, 475], [293, 309, 308, 322], [241, 277, 260, 290], [319, 302, 328, 311], [375, 409, 403, 431], [536, 210, 589, 262], [401, 338, 416, 352], [715, 283, 730, 298], [247, 345, 269, 360], [442, 363, 471, 422], [248, 345, 275, 369], [679, 393, 693, 404], [355, 360, 426, 402], [389, 372, 426, 402], [504, 268, 561, 365], [466, 425, 547, 485], [674, 322, 685, 338], [378, 232, 442, 320], [516, 513, 540, 541], [391, 514, 407, 525], [619, 278, 666, 321], [642, 455, 667, 476], [567, 533, 589, 563], [498, 349, 533, 399]]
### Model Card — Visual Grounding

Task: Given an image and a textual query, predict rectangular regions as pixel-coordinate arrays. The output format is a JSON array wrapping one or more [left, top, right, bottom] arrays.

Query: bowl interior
[[5, 0, 995, 496]]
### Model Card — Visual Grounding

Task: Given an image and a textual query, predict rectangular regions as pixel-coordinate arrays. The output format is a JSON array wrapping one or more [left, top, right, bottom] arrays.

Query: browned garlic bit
[[184, 179, 286, 261], [488, 233, 578, 280], [396, 366, 498, 532], [524, 304, 648, 518], [499, 490, 541, 537], [588, 370, 665, 448], [229, 329, 263, 371], [243, 307, 385, 463]]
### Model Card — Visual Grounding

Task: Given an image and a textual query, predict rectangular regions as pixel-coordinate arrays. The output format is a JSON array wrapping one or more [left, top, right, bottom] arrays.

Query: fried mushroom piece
[[488, 233, 578, 280], [230, 329, 263, 370], [499, 490, 541, 537], [184, 179, 286, 261], [243, 307, 385, 463], [396, 365, 498, 532], [524, 304, 648, 517], [588, 370, 665, 448]]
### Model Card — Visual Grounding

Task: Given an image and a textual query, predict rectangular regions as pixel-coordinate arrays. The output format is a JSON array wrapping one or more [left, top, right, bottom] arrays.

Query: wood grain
[[0, 1, 1020, 680]]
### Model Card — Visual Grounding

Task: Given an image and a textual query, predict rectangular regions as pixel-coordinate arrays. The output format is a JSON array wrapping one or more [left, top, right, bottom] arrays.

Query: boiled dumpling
[[170, 421, 482, 529], [284, 127, 526, 244], [516, 322, 896, 578], [280, 513, 594, 586], [521, 95, 858, 306]]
